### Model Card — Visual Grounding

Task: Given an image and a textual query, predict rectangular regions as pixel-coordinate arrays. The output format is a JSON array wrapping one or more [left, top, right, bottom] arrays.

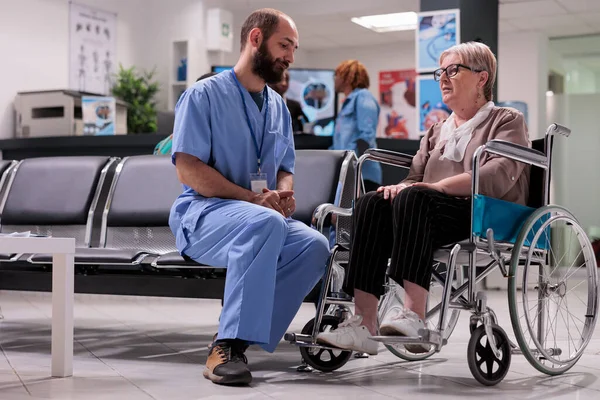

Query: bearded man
[[168, 8, 330, 386]]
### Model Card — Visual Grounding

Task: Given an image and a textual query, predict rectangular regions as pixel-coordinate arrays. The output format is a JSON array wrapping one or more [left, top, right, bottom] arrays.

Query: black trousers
[[343, 186, 471, 298]]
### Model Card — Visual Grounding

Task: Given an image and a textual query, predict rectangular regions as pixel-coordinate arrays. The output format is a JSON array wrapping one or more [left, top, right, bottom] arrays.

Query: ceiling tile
[[499, 0, 542, 3], [545, 24, 598, 38], [499, 20, 521, 33], [576, 12, 600, 25], [555, 0, 600, 13], [499, 0, 566, 19], [509, 14, 583, 29], [550, 35, 600, 56]]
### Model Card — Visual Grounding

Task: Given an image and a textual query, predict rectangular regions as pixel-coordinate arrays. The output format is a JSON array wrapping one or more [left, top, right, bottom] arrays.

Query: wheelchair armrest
[[362, 149, 413, 168], [311, 203, 352, 234], [484, 139, 548, 168]]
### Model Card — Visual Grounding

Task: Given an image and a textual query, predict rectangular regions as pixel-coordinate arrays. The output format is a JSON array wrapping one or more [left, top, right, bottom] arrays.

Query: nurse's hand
[[251, 189, 294, 216], [279, 195, 296, 218]]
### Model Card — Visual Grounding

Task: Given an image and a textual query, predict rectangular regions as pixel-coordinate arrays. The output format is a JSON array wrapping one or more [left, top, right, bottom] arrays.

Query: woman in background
[[331, 60, 382, 192]]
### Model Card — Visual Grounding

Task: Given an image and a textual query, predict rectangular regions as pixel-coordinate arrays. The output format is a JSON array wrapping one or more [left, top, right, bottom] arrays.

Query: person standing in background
[[269, 69, 308, 133], [331, 60, 382, 192]]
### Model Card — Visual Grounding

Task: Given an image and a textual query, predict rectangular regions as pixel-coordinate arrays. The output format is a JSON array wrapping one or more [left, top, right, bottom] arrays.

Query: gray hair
[[440, 41, 497, 101]]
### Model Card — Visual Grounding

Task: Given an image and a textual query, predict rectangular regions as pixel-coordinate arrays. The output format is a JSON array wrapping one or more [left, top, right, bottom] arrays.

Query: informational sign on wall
[[416, 9, 460, 73], [378, 69, 417, 139], [69, 2, 117, 95], [82, 96, 116, 135], [416, 75, 451, 136]]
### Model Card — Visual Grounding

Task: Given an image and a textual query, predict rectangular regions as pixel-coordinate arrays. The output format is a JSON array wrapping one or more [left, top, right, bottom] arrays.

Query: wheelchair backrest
[[527, 138, 546, 209]]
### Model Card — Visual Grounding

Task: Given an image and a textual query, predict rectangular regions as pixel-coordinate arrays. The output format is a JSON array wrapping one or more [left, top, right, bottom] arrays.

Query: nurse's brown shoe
[[203, 340, 252, 386]]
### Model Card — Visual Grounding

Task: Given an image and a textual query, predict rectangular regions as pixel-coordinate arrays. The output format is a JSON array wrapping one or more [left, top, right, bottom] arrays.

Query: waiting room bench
[[0, 150, 356, 273]]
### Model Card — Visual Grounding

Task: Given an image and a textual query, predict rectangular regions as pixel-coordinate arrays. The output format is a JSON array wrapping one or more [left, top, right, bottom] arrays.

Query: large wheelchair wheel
[[299, 315, 353, 372], [380, 263, 464, 361], [508, 205, 599, 375]]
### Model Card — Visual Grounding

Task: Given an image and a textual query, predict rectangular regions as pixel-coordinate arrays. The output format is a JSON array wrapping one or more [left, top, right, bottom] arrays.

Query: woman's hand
[[377, 183, 411, 201], [412, 181, 447, 194]]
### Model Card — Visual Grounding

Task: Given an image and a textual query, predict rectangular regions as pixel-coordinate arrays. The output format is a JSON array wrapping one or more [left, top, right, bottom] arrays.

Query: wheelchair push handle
[[549, 123, 571, 137]]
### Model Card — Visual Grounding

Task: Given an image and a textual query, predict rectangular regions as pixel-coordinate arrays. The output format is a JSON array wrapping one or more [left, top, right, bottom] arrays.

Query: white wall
[[0, 0, 148, 139], [547, 46, 566, 76], [547, 93, 600, 233], [306, 42, 415, 101], [498, 31, 548, 139], [211, 11, 312, 70], [134, 0, 211, 111], [564, 61, 597, 94]]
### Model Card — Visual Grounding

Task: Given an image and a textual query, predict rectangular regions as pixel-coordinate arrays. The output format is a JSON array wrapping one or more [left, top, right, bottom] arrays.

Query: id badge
[[250, 173, 268, 193]]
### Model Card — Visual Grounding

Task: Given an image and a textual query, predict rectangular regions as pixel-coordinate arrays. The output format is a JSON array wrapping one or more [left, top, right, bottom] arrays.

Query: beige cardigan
[[404, 107, 531, 206]]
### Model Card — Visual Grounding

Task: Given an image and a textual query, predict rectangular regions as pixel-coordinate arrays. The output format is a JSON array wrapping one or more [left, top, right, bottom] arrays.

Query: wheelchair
[[285, 123, 599, 386]]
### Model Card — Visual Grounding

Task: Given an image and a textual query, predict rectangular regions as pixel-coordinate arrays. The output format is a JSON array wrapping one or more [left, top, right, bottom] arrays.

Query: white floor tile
[[1, 289, 599, 399]]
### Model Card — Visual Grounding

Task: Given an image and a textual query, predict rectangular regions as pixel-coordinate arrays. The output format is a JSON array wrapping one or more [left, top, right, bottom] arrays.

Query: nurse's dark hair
[[240, 8, 285, 51]]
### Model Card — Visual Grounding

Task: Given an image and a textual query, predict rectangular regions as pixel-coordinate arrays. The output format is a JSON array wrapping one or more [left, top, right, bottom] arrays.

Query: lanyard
[[231, 70, 269, 173]]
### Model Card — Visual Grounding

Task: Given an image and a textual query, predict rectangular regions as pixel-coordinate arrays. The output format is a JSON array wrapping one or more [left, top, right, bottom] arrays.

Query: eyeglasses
[[433, 64, 482, 82]]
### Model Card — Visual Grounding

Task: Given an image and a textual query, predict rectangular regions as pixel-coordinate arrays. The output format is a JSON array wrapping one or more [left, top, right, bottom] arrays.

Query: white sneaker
[[316, 315, 378, 355], [379, 306, 430, 354]]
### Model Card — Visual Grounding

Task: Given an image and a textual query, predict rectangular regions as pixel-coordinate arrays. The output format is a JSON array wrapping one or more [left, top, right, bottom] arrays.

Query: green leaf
[[111, 64, 160, 134]]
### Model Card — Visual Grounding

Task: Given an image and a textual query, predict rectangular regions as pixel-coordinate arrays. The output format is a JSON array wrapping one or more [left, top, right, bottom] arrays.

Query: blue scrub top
[[330, 88, 382, 185], [169, 71, 295, 246]]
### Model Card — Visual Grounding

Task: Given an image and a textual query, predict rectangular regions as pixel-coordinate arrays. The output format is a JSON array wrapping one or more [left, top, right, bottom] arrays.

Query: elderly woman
[[317, 42, 530, 355]]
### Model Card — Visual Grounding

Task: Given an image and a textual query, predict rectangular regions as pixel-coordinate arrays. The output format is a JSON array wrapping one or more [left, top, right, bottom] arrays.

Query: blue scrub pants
[[182, 199, 330, 352]]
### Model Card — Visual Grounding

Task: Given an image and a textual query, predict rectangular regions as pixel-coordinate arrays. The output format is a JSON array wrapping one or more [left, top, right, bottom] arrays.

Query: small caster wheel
[[354, 352, 369, 359], [467, 324, 511, 386], [298, 315, 353, 372]]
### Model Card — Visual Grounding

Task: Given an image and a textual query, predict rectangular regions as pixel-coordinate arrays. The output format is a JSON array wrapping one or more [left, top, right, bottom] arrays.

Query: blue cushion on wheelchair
[[472, 194, 548, 249]]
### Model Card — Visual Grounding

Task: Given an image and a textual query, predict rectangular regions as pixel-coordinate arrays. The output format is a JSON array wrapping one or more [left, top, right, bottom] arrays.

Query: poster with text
[[378, 69, 417, 139], [416, 75, 451, 136], [69, 2, 117, 95], [416, 9, 460, 72]]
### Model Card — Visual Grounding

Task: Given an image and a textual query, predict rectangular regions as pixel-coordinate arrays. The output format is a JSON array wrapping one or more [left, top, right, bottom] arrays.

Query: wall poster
[[378, 69, 417, 139], [416, 75, 451, 136], [69, 2, 117, 95], [416, 9, 460, 73]]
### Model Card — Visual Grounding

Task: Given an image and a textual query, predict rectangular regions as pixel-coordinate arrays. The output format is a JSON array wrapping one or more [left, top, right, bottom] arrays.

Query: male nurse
[[169, 8, 330, 386]]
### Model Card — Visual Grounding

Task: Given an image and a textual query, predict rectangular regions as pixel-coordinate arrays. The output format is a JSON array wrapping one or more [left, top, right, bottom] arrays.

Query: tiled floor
[[0, 289, 599, 399]]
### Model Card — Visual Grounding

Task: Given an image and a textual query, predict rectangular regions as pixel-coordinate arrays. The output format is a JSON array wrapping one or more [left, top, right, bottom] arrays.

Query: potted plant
[[112, 65, 160, 134]]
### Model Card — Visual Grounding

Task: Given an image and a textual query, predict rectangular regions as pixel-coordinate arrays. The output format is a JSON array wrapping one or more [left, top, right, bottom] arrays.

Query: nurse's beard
[[252, 42, 286, 85]]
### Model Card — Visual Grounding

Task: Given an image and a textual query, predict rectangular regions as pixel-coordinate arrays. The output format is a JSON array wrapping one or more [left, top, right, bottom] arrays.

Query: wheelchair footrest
[[369, 335, 435, 345], [370, 329, 446, 348], [287, 333, 351, 352]]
